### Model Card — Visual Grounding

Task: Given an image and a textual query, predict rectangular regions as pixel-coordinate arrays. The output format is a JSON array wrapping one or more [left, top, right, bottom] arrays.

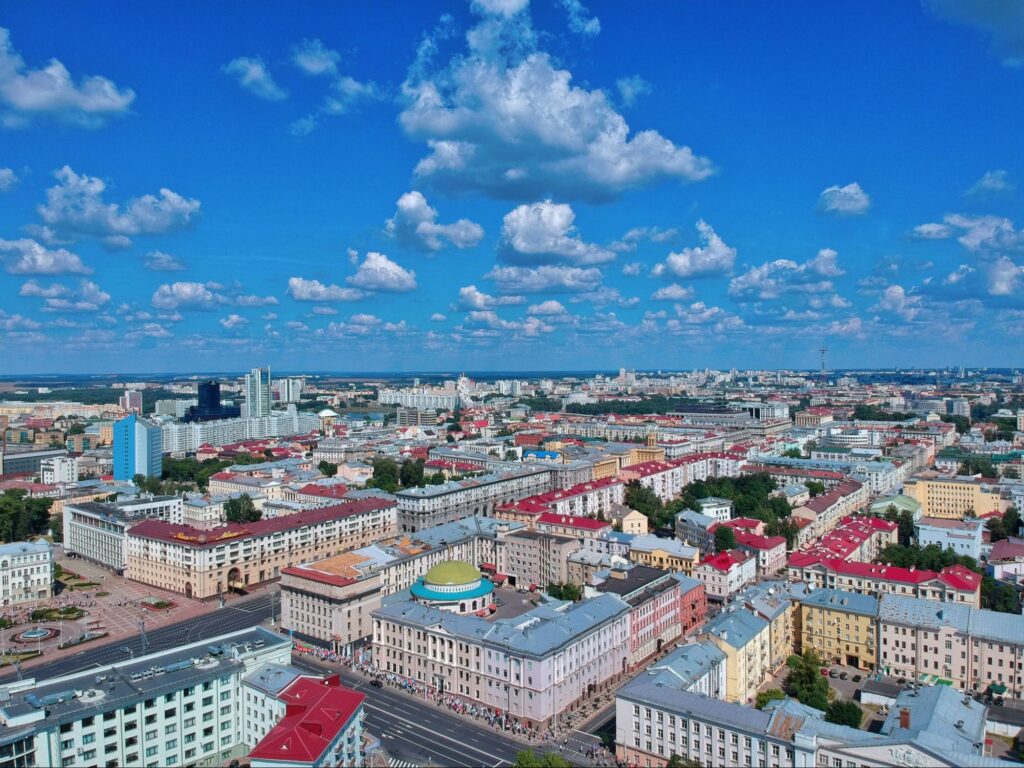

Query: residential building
[[916, 516, 985, 560], [673, 574, 708, 637], [592, 565, 682, 668], [118, 389, 142, 415], [535, 512, 611, 540], [125, 499, 397, 598], [0, 446, 66, 476], [606, 503, 649, 534], [497, 530, 577, 588], [496, 477, 624, 525], [40, 455, 78, 485], [162, 407, 318, 453], [736, 582, 796, 674], [113, 415, 162, 481], [794, 515, 898, 564], [903, 472, 1007, 519], [729, 529, 787, 578], [275, 378, 303, 404], [696, 496, 733, 523], [629, 535, 699, 575], [694, 549, 757, 601], [372, 594, 631, 728], [675, 509, 716, 554], [790, 480, 869, 541], [796, 588, 878, 670], [0, 541, 53, 605], [244, 366, 273, 419], [376, 387, 458, 411], [701, 608, 771, 704]]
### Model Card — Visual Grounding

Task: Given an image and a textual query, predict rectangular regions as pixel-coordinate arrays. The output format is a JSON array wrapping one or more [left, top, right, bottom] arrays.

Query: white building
[[160, 406, 319, 453], [916, 516, 985, 561], [276, 378, 303, 404], [0, 541, 53, 605], [377, 387, 458, 411], [40, 456, 78, 485], [696, 497, 733, 523], [244, 366, 273, 419]]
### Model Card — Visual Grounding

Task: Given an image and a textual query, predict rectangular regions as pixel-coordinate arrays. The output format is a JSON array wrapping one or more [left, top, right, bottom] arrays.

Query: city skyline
[[2, 1, 1023, 373]]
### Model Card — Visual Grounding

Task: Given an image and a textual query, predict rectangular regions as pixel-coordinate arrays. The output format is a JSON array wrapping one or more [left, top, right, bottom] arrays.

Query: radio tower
[[818, 343, 828, 381]]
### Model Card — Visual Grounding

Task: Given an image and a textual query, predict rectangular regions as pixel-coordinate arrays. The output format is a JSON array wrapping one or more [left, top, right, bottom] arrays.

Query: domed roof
[[424, 560, 481, 586], [317, 408, 339, 418]]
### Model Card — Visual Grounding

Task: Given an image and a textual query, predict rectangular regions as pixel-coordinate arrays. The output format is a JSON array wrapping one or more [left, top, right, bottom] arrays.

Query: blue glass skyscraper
[[113, 415, 162, 481]]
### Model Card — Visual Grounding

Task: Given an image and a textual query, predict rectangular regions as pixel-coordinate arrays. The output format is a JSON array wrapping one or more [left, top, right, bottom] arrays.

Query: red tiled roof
[[788, 555, 981, 592], [281, 566, 358, 588], [297, 484, 350, 499], [248, 676, 364, 764], [128, 498, 395, 548], [536, 513, 611, 531], [733, 531, 786, 551]]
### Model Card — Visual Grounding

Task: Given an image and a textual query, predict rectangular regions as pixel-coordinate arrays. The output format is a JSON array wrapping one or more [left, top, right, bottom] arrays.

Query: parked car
[[370, 679, 383, 688], [829, 670, 839, 678], [839, 672, 849, 680], [852, 674, 862, 683], [820, 668, 829, 677]]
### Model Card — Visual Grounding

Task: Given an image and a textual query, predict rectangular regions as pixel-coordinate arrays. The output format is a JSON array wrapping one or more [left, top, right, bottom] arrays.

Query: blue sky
[[1, 0, 1022, 373]]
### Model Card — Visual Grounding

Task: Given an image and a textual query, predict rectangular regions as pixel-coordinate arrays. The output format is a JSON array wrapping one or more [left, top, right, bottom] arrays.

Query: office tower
[[244, 366, 272, 419], [183, 380, 241, 422], [113, 415, 162, 481], [278, 377, 303, 403], [119, 390, 143, 415]]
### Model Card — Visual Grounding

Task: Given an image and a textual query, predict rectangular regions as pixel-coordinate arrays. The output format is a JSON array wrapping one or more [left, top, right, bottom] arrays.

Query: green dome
[[424, 560, 481, 586]]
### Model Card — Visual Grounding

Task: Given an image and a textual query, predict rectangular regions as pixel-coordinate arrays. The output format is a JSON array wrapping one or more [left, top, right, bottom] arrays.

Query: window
[[165, 739, 177, 750], [82, 734, 96, 745], [145, 747, 158, 758], [165, 724, 176, 735]]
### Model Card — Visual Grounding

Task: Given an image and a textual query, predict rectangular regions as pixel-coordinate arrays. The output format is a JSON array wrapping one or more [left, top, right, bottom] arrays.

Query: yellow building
[[903, 473, 1007, 519], [702, 610, 771, 704], [628, 536, 699, 575], [590, 456, 620, 480], [797, 588, 878, 670], [608, 504, 649, 535]]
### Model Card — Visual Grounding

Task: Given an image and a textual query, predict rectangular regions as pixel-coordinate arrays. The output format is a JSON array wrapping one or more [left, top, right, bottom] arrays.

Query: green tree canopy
[[513, 750, 571, 768], [786, 651, 830, 711], [714, 525, 737, 552], [0, 490, 53, 542], [755, 688, 786, 710], [825, 699, 863, 728], [224, 494, 261, 524], [366, 457, 400, 493], [318, 460, 337, 477]]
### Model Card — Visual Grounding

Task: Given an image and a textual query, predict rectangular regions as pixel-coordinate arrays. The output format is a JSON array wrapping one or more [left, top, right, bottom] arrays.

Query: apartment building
[[395, 466, 553, 532], [694, 550, 757, 601], [916, 516, 985, 560], [796, 588, 879, 671], [701, 609, 771, 704], [794, 514, 898, 564], [675, 509, 716, 554], [496, 477, 624, 525], [497, 530, 577, 588], [790, 480, 869, 542], [372, 594, 631, 729], [0, 541, 53, 606], [125, 499, 397, 598], [592, 566, 683, 668], [903, 472, 1007, 519], [629, 535, 700, 575]]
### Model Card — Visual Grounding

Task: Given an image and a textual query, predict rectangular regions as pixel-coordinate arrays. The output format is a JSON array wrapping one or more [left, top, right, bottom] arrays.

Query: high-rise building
[[113, 414, 162, 481], [277, 377, 303, 403], [118, 390, 142, 414], [183, 380, 241, 422], [244, 366, 272, 419]]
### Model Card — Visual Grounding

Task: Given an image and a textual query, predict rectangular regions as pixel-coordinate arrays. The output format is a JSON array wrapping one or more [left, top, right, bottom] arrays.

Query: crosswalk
[[388, 758, 420, 768]]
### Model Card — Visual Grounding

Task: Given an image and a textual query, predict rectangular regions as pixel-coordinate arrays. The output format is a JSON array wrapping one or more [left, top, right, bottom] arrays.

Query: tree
[[0, 490, 54, 542], [224, 494, 261, 524], [513, 750, 570, 768], [624, 480, 664, 527], [940, 414, 970, 434], [782, 448, 803, 459], [714, 526, 737, 552], [825, 699, 863, 728], [804, 480, 825, 498], [67, 422, 87, 436], [666, 756, 702, 768], [318, 460, 337, 477], [263, 448, 274, 459], [399, 459, 425, 489], [989, 517, 1008, 543], [427, 471, 446, 485], [959, 457, 995, 477], [1003, 507, 1021, 539], [546, 583, 581, 601], [785, 651, 830, 711], [366, 457, 400, 493], [133, 474, 165, 495], [504, 450, 518, 462], [755, 688, 786, 710]]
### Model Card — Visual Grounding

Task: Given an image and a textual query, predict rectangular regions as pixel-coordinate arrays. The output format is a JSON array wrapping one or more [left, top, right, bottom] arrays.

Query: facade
[[797, 588, 879, 670], [372, 594, 631, 728], [916, 516, 985, 560], [0, 446, 66, 476], [592, 565, 683, 668], [40, 456, 78, 485], [673, 574, 708, 638], [113, 415, 162, 481], [244, 366, 273, 419], [694, 550, 757, 601], [675, 509, 716, 554], [119, 390, 143, 415], [498, 530, 577, 588], [377, 387, 458, 411], [903, 473, 1006, 519], [628, 535, 700, 575], [161, 407, 318, 453], [790, 480, 869, 541], [0, 541, 53, 605], [701, 609, 771, 704], [63, 502, 135, 573], [0, 627, 291, 768], [125, 499, 397, 598], [696, 496, 733, 523]]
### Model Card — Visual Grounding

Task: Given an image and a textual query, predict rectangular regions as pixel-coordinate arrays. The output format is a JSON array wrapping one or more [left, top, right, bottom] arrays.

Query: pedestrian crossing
[[388, 758, 420, 768]]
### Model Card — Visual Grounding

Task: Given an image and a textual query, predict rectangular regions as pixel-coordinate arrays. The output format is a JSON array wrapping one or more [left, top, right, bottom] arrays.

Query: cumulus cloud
[[0, 167, 16, 191], [499, 200, 613, 265], [651, 283, 694, 301], [967, 169, 1014, 196], [484, 265, 602, 293], [286, 277, 365, 302], [151, 281, 219, 310], [943, 264, 976, 285], [527, 299, 567, 315], [234, 294, 278, 307], [667, 301, 744, 334], [462, 310, 553, 337], [915, 213, 1022, 251], [430, 312, 447, 321], [144, 251, 185, 271], [456, 284, 526, 310], [222, 56, 287, 100], [610, 226, 678, 253], [871, 284, 922, 321], [616, 75, 651, 107], [923, 0, 1024, 67], [729, 248, 845, 300], [0, 27, 135, 128], [347, 252, 417, 292], [291, 39, 340, 76], [557, 0, 600, 36], [218, 314, 248, 329], [817, 182, 871, 215], [399, 4, 713, 201], [621, 262, 642, 276], [385, 191, 484, 252], [912, 222, 952, 239], [30, 278, 111, 312], [35, 166, 200, 248], [987, 256, 1024, 296], [0, 238, 91, 274], [660, 220, 736, 278], [567, 286, 639, 308]]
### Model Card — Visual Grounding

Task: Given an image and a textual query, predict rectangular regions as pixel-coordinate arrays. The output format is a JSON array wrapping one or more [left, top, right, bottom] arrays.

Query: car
[[852, 674, 862, 683], [829, 670, 839, 678], [839, 672, 849, 680], [820, 668, 829, 676], [369, 679, 383, 688]]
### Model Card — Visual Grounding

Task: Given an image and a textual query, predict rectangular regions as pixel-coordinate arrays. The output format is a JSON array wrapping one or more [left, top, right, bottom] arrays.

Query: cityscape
[[1, 2, 1023, 768]]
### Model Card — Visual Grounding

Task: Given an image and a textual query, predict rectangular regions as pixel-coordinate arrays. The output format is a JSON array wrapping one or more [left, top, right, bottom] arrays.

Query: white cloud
[[36, 166, 200, 248], [484, 265, 602, 293], [286, 320, 309, 332], [349, 313, 380, 326], [944, 214, 1021, 251], [323, 76, 380, 114], [131, 322, 173, 339], [923, 0, 1024, 67], [151, 281, 218, 310], [912, 222, 952, 239], [616, 75, 650, 107], [347, 252, 417, 293], [967, 169, 1014, 196], [0, 167, 16, 191], [557, 0, 600, 36], [0, 238, 91, 274], [872, 284, 921, 321], [651, 283, 694, 301], [234, 294, 278, 307], [471, 0, 530, 17], [222, 56, 287, 100], [527, 299, 567, 315], [430, 312, 447, 321], [456, 284, 526, 310], [291, 39, 340, 76], [568, 286, 639, 307], [610, 226, 678, 253], [219, 314, 248, 329], [0, 27, 135, 127], [943, 264, 976, 285], [668, 301, 744, 334], [311, 306, 337, 315], [385, 191, 484, 252], [729, 248, 844, 300], [499, 200, 613, 265], [661, 220, 736, 278], [621, 262, 642, 276], [808, 293, 852, 310], [286, 277, 364, 302], [817, 182, 871, 215], [144, 250, 185, 271], [987, 256, 1024, 296], [463, 310, 553, 337], [19, 279, 68, 298], [399, 5, 713, 201], [35, 279, 110, 312]]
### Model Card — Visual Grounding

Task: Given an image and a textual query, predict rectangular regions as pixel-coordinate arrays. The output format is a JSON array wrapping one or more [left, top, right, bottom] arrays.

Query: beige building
[[903, 472, 1007, 519], [796, 588, 878, 671], [497, 530, 577, 588], [628, 535, 699, 575], [607, 504, 649, 535], [280, 566, 382, 655], [125, 499, 396, 598]]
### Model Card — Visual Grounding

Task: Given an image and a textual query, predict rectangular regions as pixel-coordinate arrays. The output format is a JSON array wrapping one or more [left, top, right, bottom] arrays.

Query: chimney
[[899, 708, 910, 730]]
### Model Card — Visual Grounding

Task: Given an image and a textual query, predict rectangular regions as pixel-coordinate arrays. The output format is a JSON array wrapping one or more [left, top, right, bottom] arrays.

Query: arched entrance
[[184, 582, 193, 599], [227, 567, 246, 594]]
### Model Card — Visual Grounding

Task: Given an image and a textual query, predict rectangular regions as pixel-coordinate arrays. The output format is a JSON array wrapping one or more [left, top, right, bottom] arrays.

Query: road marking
[[363, 700, 508, 765]]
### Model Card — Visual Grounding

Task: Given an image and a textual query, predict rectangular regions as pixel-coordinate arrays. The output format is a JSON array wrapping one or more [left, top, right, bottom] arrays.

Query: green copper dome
[[424, 560, 481, 586]]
